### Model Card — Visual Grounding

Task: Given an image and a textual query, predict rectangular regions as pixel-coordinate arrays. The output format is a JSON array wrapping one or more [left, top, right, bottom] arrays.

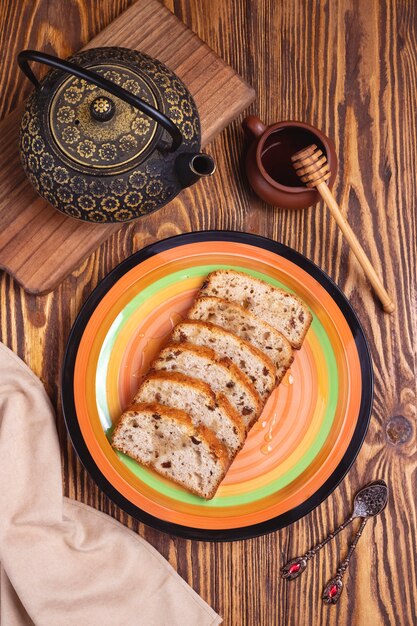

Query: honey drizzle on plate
[[132, 311, 184, 379], [260, 370, 293, 455]]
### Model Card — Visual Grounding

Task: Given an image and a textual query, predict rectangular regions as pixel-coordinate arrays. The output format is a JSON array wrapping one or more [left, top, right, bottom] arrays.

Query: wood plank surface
[[0, 0, 254, 294], [0, 1, 416, 625]]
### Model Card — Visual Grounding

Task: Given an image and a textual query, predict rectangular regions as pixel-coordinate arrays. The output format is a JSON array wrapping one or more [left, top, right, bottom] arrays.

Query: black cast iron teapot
[[17, 47, 215, 222]]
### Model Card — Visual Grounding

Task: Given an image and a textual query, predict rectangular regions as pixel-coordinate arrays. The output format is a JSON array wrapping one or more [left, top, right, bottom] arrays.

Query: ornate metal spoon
[[281, 480, 388, 603], [322, 480, 388, 604]]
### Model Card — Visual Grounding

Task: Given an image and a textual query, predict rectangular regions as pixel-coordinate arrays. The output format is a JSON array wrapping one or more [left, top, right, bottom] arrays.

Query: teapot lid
[[49, 62, 160, 173]]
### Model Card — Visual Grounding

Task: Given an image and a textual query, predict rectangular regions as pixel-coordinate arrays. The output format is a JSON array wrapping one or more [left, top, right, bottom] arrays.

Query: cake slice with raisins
[[134, 371, 246, 458], [171, 320, 278, 400], [187, 296, 293, 375], [112, 402, 228, 499], [199, 269, 312, 349], [152, 342, 262, 427]]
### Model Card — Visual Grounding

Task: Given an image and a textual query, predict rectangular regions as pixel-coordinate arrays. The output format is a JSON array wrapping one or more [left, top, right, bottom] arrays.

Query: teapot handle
[[17, 49, 183, 152]]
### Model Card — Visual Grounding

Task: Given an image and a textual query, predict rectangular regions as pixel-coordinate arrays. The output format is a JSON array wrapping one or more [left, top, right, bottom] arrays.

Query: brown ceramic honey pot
[[242, 117, 337, 209]]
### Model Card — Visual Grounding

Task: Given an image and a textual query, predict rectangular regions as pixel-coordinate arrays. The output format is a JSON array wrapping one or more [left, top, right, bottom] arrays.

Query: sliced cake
[[152, 342, 262, 427], [112, 269, 313, 501], [171, 319, 277, 400], [134, 371, 246, 457], [187, 296, 294, 377], [199, 270, 312, 349], [112, 402, 228, 499]]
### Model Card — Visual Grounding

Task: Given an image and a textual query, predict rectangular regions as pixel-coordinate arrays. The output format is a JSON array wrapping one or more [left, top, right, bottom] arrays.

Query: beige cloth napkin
[[0, 342, 222, 626]]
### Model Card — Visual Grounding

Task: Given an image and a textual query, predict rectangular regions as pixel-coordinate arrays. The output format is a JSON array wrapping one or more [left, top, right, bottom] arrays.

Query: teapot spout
[[175, 152, 216, 188]]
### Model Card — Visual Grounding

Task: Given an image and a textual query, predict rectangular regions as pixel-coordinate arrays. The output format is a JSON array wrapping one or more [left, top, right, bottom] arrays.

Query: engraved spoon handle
[[322, 517, 368, 604], [280, 515, 354, 580]]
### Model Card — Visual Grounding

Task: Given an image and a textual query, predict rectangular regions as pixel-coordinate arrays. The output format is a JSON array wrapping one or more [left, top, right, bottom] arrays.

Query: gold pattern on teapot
[[49, 64, 159, 170], [19, 48, 200, 222], [93, 98, 111, 113]]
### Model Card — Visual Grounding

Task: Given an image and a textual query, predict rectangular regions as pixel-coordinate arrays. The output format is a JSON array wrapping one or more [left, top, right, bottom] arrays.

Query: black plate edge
[[61, 230, 373, 542]]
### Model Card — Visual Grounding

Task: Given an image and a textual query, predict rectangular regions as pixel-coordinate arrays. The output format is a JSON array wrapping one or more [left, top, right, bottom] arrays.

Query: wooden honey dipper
[[292, 144, 394, 313]]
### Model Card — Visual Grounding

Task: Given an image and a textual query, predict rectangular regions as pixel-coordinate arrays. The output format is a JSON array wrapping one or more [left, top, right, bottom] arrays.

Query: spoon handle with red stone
[[322, 517, 368, 604], [280, 515, 354, 580]]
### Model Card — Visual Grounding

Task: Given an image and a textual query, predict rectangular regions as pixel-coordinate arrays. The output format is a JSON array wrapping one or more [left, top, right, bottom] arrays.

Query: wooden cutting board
[[0, 0, 255, 295]]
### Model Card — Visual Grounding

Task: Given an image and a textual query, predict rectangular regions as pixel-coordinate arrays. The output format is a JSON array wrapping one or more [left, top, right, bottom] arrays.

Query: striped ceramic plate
[[62, 232, 372, 540]]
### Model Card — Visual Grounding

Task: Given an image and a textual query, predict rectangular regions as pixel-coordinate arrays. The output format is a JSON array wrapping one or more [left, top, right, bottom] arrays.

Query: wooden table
[[1, 1, 415, 624]]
